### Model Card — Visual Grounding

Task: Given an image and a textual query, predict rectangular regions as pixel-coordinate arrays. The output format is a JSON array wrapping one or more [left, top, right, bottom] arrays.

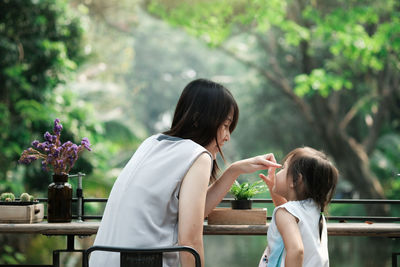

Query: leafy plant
[[230, 180, 267, 200]]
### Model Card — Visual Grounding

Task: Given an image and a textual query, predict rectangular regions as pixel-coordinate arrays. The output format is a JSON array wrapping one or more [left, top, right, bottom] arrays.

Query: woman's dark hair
[[163, 78, 239, 182], [283, 147, 338, 238]]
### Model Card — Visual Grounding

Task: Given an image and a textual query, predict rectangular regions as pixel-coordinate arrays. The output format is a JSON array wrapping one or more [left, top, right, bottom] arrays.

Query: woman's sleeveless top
[[89, 134, 212, 267], [259, 199, 329, 267]]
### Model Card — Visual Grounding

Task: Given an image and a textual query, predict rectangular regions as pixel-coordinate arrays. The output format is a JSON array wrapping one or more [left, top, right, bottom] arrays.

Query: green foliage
[[0, 0, 143, 265], [147, 0, 400, 97], [0, 245, 25, 265], [294, 69, 353, 97], [371, 134, 400, 199], [24, 235, 65, 264], [0, 0, 86, 190], [230, 180, 267, 200], [146, 0, 400, 203], [147, 0, 288, 47]]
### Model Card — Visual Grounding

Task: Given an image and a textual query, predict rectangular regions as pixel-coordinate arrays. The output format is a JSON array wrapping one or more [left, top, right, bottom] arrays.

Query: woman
[[89, 79, 281, 267]]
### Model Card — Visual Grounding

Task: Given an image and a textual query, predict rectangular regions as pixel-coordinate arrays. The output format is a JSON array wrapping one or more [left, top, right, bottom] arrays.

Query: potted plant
[[229, 180, 267, 209], [18, 118, 91, 223], [0, 192, 44, 223], [0, 192, 35, 204]]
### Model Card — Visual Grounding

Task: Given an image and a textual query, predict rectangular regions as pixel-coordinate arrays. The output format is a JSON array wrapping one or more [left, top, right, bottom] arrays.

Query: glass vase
[[47, 174, 72, 223]]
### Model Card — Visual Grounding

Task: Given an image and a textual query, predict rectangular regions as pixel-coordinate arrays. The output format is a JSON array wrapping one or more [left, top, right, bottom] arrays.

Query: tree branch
[[363, 64, 396, 154], [339, 94, 374, 131], [218, 45, 315, 126]]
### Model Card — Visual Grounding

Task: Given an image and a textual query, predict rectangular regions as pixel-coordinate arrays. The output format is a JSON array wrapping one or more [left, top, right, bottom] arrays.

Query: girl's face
[[205, 111, 233, 160], [272, 160, 291, 199]]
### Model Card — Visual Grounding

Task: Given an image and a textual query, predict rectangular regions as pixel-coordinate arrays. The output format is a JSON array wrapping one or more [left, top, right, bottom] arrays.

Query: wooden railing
[[32, 197, 399, 222]]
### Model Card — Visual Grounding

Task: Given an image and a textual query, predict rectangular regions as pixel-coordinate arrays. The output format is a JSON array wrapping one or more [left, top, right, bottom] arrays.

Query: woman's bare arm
[[204, 154, 281, 217], [178, 153, 211, 267]]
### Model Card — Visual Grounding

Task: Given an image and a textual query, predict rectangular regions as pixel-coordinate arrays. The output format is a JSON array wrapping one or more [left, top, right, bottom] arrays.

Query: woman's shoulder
[[156, 134, 210, 154]]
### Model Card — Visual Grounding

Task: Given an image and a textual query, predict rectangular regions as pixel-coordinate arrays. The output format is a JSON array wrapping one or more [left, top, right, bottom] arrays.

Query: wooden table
[[1, 221, 400, 237], [1, 222, 399, 267]]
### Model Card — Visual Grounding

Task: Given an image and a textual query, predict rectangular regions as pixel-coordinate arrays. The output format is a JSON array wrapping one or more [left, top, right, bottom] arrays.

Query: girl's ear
[[290, 173, 303, 188], [297, 173, 303, 185]]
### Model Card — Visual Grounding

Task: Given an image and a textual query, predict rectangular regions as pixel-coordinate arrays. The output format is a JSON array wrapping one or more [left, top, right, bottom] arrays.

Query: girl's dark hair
[[283, 147, 338, 238], [283, 147, 338, 212], [163, 78, 239, 182]]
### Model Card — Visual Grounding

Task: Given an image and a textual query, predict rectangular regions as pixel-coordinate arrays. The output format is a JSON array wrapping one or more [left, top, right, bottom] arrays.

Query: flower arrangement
[[230, 180, 267, 200], [18, 118, 91, 175]]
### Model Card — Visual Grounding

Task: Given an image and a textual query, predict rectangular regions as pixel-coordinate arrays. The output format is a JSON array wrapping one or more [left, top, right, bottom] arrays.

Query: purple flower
[[68, 155, 75, 167], [62, 141, 72, 148], [18, 155, 38, 164], [81, 137, 91, 151], [53, 119, 63, 135], [31, 140, 39, 148], [18, 118, 91, 175], [44, 132, 52, 142], [38, 141, 51, 152], [71, 144, 78, 156], [52, 147, 61, 158]]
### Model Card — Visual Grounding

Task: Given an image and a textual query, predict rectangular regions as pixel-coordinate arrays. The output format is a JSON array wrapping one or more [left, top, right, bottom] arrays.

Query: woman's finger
[[260, 158, 282, 168], [264, 153, 277, 163], [268, 166, 276, 177]]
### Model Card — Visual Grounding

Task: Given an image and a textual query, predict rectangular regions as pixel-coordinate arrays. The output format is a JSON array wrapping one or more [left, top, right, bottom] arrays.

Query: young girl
[[258, 147, 338, 267]]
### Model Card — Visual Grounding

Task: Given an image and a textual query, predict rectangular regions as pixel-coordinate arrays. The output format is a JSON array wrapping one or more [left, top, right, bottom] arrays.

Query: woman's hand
[[204, 153, 281, 216], [231, 153, 281, 176]]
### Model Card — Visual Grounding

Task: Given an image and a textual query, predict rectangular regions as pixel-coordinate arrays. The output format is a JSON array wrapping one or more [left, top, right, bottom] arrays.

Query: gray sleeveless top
[[89, 134, 212, 267]]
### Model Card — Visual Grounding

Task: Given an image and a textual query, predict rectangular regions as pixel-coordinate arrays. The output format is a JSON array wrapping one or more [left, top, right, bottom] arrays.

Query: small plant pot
[[231, 199, 253, 210]]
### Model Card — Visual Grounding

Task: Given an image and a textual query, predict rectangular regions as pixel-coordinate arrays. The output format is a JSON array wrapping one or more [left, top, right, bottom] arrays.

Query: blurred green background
[[1, 0, 399, 266]]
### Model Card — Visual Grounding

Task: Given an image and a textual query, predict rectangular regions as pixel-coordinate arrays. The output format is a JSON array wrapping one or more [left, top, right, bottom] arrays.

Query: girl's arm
[[275, 208, 304, 267], [204, 154, 281, 217], [178, 153, 212, 267]]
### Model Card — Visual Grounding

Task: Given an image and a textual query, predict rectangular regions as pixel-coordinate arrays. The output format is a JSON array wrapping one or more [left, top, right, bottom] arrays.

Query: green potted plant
[[229, 180, 267, 209], [0, 192, 43, 223], [0, 192, 36, 204]]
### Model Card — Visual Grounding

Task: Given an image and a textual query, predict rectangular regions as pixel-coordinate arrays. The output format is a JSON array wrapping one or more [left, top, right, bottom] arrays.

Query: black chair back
[[83, 245, 201, 267]]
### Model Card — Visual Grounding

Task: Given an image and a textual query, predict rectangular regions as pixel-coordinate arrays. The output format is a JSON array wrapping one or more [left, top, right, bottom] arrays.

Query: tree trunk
[[310, 95, 388, 215]]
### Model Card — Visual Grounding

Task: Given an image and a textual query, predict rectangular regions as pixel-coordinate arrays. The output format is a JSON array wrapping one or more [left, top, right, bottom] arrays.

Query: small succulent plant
[[20, 193, 34, 202], [0, 192, 35, 202], [0, 192, 15, 201]]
